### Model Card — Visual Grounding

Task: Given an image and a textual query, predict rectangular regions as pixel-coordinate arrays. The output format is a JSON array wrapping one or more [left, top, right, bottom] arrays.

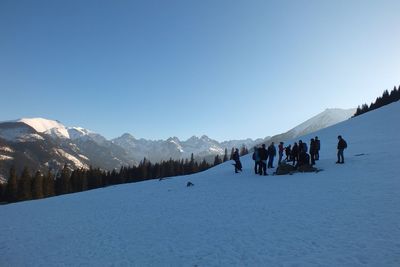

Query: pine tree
[[6, 166, 18, 203], [59, 164, 71, 194], [18, 167, 32, 201], [43, 170, 55, 198], [214, 155, 222, 166], [189, 153, 196, 174], [0, 183, 6, 203], [32, 170, 44, 199], [223, 148, 228, 162], [240, 145, 248, 156]]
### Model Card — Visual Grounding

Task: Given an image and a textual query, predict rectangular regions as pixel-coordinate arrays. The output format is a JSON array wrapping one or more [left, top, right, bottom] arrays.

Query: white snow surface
[[67, 127, 107, 145], [289, 108, 356, 136], [1, 102, 400, 266], [0, 146, 14, 153], [0, 126, 43, 142], [0, 155, 13, 160], [18, 118, 70, 139]]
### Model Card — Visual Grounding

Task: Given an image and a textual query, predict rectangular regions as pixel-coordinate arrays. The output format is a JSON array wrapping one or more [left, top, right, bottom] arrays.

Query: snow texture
[[0, 146, 14, 153], [18, 118, 70, 139], [288, 108, 356, 136], [1, 102, 399, 266], [54, 149, 89, 169], [0, 126, 42, 142], [0, 155, 13, 160]]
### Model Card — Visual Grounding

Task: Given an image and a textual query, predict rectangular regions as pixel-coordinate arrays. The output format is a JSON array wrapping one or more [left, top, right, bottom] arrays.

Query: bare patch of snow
[[0, 146, 14, 153], [78, 154, 89, 161], [17, 134, 45, 142], [0, 155, 14, 160], [55, 149, 89, 169]]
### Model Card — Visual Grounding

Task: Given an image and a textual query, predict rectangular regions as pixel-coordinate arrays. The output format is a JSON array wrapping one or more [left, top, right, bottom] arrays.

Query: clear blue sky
[[1, 0, 399, 141]]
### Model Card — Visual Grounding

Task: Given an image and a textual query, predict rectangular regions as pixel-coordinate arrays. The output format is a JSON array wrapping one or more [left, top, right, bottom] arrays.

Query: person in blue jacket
[[252, 146, 260, 174]]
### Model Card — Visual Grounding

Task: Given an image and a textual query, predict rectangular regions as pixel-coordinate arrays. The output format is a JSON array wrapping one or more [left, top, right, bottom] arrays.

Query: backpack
[[343, 140, 347, 149]]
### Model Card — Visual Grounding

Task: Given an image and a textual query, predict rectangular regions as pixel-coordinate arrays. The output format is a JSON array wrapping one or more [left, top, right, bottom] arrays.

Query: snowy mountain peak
[[18, 118, 70, 139], [67, 127, 94, 139], [167, 137, 181, 143], [200, 135, 211, 141], [120, 133, 136, 140]]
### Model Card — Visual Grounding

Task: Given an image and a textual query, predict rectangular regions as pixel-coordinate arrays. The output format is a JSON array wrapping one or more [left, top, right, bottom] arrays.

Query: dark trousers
[[292, 155, 298, 166], [259, 161, 267, 175], [337, 149, 344, 163], [310, 152, 316, 165], [254, 161, 260, 174], [234, 160, 242, 173], [278, 152, 283, 164], [268, 156, 274, 168], [315, 151, 319, 160]]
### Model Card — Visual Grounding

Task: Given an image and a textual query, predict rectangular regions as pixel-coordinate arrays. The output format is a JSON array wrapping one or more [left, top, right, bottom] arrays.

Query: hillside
[[1, 102, 399, 266], [262, 107, 356, 145]]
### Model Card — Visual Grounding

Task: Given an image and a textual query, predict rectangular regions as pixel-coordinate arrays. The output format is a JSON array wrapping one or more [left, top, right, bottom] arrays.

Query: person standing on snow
[[336, 135, 347, 164], [258, 144, 268, 175], [291, 142, 299, 166], [285, 145, 292, 161], [309, 138, 317, 166], [315, 136, 321, 160], [252, 146, 260, 174], [267, 142, 276, 168], [298, 140, 308, 154], [278, 142, 284, 165], [232, 148, 242, 173]]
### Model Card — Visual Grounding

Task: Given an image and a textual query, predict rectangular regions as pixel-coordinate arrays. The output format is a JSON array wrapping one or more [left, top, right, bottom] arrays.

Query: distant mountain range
[[0, 108, 355, 180]]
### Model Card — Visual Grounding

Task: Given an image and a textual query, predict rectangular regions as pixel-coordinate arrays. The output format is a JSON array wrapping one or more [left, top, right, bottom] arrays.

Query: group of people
[[251, 143, 277, 175], [284, 136, 321, 167], [232, 135, 348, 174]]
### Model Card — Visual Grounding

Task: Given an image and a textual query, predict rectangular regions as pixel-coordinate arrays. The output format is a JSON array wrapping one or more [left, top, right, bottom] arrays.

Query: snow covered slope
[[1, 103, 399, 266], [289, 108, 356, 137], [18, 118, 70, 139], [263, 108, 356, 145]]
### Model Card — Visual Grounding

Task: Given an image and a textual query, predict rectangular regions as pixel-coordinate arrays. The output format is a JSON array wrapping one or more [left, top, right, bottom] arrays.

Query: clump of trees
[[354, 86, 400, 117], [0, 154, 213, 204], [0, 147, 248, 204]]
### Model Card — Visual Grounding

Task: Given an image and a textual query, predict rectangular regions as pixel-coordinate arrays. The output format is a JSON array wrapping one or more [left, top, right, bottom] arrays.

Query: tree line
[[354, 85, 400, 117], [0, 147, 249, 204]]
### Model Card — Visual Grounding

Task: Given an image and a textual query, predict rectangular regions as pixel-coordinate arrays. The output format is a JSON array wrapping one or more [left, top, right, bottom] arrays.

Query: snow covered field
[[1, 102, 400, 266]]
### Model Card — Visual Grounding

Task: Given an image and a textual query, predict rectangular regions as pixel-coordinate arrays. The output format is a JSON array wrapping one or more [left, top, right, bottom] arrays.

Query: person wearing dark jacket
[[298, 140, 308, 154], [291, 142, 299, 166], [232, 148, 242, 173], [278, 142, 284, 165], [252, 146, 260, 174], [309, 138, 317, 165], [297, 150, 310, 168], [267, 142, 276, 168], [285, 145, 292, 161], [336, 135, 347, 164], [258, 144, 268, 175], [315, 136, 320, 160]]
